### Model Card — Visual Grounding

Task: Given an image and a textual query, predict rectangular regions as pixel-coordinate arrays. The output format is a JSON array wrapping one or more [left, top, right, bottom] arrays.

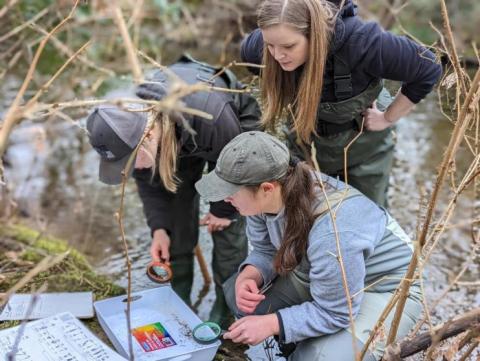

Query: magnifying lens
[[146, 261, 173, 283], [192, 321, 226, 344]]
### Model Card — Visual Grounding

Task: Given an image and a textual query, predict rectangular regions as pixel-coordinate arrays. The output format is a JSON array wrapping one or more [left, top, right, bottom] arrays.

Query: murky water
[[2, 70, 478, 360]]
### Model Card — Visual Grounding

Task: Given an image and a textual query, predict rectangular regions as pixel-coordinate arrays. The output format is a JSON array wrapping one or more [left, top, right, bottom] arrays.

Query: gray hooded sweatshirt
[[241, 173, 418, 343]]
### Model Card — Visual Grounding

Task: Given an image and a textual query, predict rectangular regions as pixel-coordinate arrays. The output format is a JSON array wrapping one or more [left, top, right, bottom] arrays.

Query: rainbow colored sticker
[[132, 322, 176, 352]]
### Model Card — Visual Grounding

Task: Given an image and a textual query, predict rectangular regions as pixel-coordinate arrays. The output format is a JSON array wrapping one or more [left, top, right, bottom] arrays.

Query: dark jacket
[[133, 57, 261, 235], [241, 0, 442, 104]]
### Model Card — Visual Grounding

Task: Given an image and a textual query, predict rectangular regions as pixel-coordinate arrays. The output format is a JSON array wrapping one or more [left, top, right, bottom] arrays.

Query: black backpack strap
[[333, 54, 353, 101]]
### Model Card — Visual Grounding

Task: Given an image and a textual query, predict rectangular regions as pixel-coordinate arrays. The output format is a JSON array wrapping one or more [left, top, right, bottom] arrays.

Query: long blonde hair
[[141, 111, 179, 193], [258, 0, 336, 143]]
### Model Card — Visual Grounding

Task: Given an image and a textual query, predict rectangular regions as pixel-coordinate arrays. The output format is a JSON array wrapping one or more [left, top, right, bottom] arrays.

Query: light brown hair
[[142, 111, 179, 193], [258, 0, 336, 143]]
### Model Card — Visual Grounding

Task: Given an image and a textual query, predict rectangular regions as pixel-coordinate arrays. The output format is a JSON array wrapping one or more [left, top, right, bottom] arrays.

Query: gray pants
[[224, 269, 421, 360]]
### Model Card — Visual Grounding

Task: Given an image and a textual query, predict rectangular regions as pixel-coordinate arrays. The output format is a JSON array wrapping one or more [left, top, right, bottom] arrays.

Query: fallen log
[[383, 307, 480, 360]]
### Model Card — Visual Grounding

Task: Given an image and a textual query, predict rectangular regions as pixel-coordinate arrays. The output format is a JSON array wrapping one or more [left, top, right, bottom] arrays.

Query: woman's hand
[[362, 101, 393, 131], [235, 269, 265, 314], [363, 92, 416, 132], [199, 213, 232, 233], [150, 229, 171, 262], [223, 314, 279, 345]]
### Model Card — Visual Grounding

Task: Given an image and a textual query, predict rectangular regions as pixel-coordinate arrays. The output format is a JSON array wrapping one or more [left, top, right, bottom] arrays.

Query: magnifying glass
[[146, 261, 173, 283], [192, 321, 226, 344]]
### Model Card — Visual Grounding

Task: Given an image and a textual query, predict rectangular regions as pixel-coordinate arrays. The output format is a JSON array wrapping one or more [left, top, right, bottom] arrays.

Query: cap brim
[[195, 170, 242, 202], [99, 155, 134, 185]]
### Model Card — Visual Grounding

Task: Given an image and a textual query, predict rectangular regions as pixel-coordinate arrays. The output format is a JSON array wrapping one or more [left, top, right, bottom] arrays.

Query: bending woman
[[87, 55, 261, 327], [241, 0, 442, 207], [195, 131, 422, 360]]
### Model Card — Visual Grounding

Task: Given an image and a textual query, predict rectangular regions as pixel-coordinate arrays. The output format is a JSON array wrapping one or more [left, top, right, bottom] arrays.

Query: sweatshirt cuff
[[239, 254, 276, 286], [276, 311, 286, 342], [400, 86, 423, 104]]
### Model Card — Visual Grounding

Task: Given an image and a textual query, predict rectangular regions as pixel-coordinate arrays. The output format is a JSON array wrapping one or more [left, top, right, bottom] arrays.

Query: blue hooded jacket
[[241, 0, 441, 103]]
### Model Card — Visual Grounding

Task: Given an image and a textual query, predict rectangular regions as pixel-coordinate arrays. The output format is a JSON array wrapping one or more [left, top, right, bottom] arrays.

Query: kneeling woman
[[195, 131, 422, 360]]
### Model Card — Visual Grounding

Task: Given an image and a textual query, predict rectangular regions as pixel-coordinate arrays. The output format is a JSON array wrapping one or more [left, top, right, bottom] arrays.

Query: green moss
[[0, 223, 124, 338]]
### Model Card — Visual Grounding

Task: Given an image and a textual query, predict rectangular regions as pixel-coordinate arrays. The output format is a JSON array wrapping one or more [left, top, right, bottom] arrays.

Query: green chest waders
[[287, 79, 395, 207]]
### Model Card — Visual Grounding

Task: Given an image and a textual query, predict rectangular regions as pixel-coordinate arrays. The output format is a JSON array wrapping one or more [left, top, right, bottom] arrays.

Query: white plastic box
[[94, 286, 220, 361]]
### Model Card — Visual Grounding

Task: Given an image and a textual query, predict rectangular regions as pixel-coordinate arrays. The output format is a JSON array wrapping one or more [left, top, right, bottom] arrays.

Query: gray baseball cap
[[195, 131, 290, 202], [86, 105, 148, 185]]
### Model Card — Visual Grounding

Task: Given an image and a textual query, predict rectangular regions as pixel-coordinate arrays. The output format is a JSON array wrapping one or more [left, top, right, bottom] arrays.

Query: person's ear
[[260, 182, 275, 194]]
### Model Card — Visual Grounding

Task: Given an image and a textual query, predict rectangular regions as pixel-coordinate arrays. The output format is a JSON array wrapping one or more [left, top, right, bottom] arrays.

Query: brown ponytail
[[274, 161, 316, 274]]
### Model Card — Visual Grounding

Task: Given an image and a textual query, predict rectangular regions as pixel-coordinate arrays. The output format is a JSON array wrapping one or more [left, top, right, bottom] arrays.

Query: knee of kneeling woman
[[289, 331, 376, 361], [222, 273, 243, 318]]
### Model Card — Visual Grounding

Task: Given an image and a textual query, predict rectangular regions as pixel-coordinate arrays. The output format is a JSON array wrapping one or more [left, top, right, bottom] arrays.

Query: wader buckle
[[334, 74, 353, 100]]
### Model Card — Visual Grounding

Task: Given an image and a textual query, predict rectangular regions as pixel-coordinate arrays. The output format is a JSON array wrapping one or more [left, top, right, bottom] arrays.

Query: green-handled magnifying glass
[[192, 321, 226, 344]]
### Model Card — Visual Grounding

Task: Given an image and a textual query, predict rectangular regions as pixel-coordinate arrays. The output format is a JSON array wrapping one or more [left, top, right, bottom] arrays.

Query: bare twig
[[0, 0, 80, 161], [110, 3, 143, 83], [0, 0, 20, 19], [0, 7, 50, 44], [386, 67, 480, 346], [310, 143, 359, 360], [383, 308, 480, 359], [6, 283, 48, 361], [29, 23, 115, 77], [0, 252, 69, 308]]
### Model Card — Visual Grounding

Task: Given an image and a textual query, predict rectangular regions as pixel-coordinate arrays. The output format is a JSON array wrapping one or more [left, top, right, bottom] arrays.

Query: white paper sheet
[[0, 292, 93, 320], [0, 312, 126, 361]]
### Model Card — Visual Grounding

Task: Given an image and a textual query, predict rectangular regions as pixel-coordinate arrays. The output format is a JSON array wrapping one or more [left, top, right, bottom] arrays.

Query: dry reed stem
[[439, 0, 467, 96], [310, 143, 359, 361], [359, 290, 401, 359], [457, 340, 479, 361], [28, 97, 213, 121], [30, 23, 115, 77], [386, 67, 480, 346], [0, 0, 19, 19], [0, 252, 69, 308], [114, 113, 156, 361], [342, 117, 364, 186], [0, 7, 50, 44], [0, 34, 24, 61], [0, 0, 80, 159], [411, 245, 479, 336], [0, 50, 22, 81], [27, 40, 92, 107], [111, 3, 143, 84], [6, 283, 48, 361], [421, 154, 480, 264], [194, 245, 212, 286]]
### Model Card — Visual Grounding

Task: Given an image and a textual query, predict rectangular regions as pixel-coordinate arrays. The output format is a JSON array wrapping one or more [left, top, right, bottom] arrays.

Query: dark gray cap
[[195, 131, 289, 202], [86, 105, 147, 185]]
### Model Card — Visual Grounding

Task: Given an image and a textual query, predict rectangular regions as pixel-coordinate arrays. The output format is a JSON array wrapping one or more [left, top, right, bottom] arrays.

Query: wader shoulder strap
[[333, 54, 353, 101], [314, 186, 362, 220], [178, 53, 246, 115], [299, 186, 363, 272], [178, 53, 239, 90]]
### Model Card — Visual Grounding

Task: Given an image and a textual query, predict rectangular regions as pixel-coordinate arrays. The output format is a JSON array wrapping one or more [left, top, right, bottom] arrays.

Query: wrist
[[153, 228, 168, 238], [238, 265, 263, 286], [266, 314, 280, 336], [383, 110, 395, 124]]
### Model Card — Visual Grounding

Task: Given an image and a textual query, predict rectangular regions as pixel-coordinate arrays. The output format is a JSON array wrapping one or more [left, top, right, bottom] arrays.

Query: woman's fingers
[[239, 291, 265, 302]]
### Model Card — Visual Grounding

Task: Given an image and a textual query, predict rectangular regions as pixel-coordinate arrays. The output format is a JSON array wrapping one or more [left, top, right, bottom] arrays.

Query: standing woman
[[87, 55, 261, 327], [241, 0, 442, 206], [195, 131, 422, 360]]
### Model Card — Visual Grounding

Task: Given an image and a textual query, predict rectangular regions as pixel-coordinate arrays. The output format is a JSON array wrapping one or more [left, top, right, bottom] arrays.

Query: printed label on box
[[132, 322, 176, 352]]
